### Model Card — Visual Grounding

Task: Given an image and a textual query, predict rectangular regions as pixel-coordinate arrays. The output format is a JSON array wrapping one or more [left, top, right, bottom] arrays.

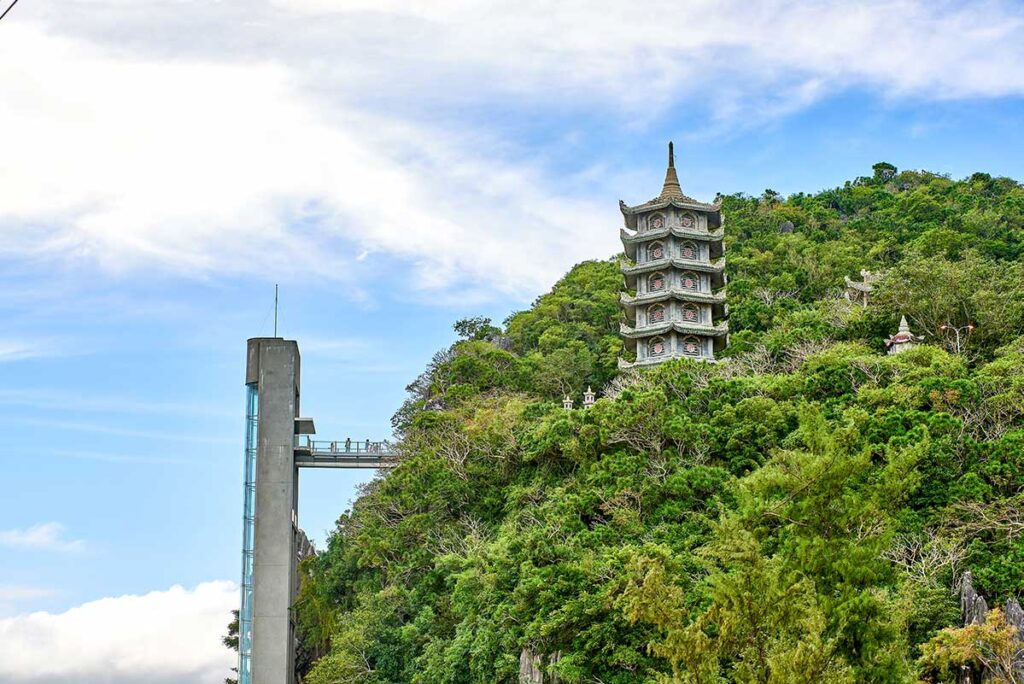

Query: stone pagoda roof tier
[[619, 226, 725, 244], [620, 256, 725, 276], [620, 257, 727, 291], [620, 227, 725, 261], [619, 289, 727, 307], [619, 198, 721, 231], [620, 321, 729, 339]]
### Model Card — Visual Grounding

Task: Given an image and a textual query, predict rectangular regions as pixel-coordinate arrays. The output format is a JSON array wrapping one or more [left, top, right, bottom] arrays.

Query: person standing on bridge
[[345, 438, 351, 452]]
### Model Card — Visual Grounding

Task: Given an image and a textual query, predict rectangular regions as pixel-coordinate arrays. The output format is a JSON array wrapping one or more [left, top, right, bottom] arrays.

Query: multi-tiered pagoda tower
[[619, 144, 728, 367]]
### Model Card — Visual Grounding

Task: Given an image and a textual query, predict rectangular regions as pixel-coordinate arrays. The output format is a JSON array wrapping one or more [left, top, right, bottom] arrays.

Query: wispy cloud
[[0, 581, 236, 684], [0, 339, 65, 363], [47, 449, 210, 466], [13, 417, 235, 446], [0, 523, 84, 553], [0, 388, 236, 419]]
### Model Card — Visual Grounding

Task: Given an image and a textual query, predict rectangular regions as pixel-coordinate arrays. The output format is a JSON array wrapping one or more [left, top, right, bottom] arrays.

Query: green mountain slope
[[296, 165, 1024, 684]]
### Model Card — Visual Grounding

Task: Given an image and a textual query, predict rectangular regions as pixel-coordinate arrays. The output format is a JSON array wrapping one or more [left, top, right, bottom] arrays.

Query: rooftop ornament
[[583, 386, 596, 408], [843, 269, 883, 307], [563, 395, 574, 410]]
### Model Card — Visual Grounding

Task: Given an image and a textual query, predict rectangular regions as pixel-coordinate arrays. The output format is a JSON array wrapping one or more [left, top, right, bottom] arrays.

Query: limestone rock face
[[1006, 597, 1024, 637], [960, 571, 989, 626], [779, 220, 794, 234], [519, 649, 560, 684], [957, 571, 1024, 683], [519, 649, 542, 684]]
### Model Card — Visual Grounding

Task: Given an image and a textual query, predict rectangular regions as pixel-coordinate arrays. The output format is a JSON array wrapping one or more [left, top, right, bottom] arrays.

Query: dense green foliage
[[295, 166, 1024, 683]]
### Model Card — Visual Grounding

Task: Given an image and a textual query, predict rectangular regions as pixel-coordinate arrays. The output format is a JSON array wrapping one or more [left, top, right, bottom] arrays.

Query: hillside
[[295, 165, 1024, 683]]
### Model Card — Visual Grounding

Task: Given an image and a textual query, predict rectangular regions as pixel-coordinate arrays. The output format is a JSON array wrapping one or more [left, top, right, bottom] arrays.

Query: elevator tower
[[240, 337, 397, 684]]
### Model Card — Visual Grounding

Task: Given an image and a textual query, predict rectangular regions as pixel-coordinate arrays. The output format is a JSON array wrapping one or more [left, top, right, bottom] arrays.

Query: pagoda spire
[[658, 141, 684, 201]]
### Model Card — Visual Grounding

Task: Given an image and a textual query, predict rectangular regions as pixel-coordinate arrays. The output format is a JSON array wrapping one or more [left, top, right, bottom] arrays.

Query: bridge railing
[[295, 437, 397, 456]]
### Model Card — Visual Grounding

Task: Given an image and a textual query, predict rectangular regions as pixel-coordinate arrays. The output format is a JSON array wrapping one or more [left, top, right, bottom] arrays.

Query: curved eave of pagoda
[[885, 334, 924, 346], [620, 321, 672, 338], [620, 288, 727, 308], [619, 198, 721, 231], [620, 257, 726, 276], [620, 321, 729, 339]]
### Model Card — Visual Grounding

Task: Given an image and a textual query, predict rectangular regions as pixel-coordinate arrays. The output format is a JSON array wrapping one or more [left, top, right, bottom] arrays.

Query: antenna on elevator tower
[[274, 284, 279, 337]]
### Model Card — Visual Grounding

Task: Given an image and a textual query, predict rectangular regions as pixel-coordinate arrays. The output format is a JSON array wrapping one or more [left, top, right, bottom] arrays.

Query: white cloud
[[0, 523, 85, 553], [2, 1, 1023, 298], [0, 23, 612, 297], [0, 581, 237, 684]]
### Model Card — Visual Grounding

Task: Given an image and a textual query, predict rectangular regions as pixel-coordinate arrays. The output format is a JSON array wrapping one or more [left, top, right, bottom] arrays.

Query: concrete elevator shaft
[[244, 338, 302, 684]]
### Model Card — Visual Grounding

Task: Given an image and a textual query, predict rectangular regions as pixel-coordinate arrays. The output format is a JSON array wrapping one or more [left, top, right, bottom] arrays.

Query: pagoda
[[619, 143, 728, 367], [885, 316, 923, 355]]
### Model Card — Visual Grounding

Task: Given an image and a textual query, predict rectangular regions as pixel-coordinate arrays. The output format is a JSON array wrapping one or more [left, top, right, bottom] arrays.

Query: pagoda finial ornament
[[659, 141, 684, 201], [618, 145, 728, 367]]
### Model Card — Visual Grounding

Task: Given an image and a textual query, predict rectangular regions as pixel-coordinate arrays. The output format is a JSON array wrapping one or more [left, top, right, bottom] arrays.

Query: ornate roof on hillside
[[885, 316, 924, 349]]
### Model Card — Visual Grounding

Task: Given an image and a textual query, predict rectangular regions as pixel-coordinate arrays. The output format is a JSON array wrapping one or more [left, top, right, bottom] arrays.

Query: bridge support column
[[245, 338, 301, 684]]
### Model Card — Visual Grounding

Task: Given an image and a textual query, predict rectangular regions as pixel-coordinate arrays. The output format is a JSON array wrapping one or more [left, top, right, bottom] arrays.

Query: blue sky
[[1, 1, 1024, 681]]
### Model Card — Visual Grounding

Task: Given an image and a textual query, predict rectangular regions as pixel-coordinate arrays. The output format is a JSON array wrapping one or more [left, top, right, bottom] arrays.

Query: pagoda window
[[680, 241, 698, 260], [682, 303, 700, 323], [649, 336, 666, 357], [647, 303, 666, 324], [647, 241, 665, 261], [682, 336, 702, 357], [679, 213, 696, 229], [648, 272, 666, 292], [680, 271, 700, 292], [648, 213, 666, 231]]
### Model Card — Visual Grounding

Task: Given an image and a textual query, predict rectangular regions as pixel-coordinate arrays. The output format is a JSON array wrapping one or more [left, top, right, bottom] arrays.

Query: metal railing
[[296, 437, 395, 455], [293, 437, 398, 468]]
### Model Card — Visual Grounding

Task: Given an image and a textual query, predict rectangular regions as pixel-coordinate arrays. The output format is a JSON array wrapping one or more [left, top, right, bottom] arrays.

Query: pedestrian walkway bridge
[[293, 437, 399, 468]]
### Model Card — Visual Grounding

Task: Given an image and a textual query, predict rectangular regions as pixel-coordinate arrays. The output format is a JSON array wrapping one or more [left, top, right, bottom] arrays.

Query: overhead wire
[[0, 0, 19, 24]]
